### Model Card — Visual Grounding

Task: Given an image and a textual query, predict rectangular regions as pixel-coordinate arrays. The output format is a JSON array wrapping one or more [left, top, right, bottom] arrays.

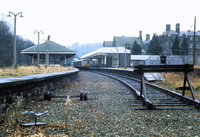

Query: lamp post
[[34, 30, 43, 67], [7, 11, 23, 69]]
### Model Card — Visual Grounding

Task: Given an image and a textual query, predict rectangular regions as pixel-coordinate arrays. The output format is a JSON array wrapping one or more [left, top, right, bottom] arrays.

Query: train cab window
[[83, 60, 89, 64]]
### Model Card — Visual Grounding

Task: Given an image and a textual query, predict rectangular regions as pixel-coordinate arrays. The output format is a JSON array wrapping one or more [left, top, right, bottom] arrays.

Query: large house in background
[[159, 23, 200, 55], [21, 40, 76, 66]]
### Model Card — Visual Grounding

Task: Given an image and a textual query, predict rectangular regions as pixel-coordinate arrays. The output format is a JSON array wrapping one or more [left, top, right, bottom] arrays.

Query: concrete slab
[[144, 73, 164, 82], [151, 73, 165, 81], [144, 73, 156, 81]]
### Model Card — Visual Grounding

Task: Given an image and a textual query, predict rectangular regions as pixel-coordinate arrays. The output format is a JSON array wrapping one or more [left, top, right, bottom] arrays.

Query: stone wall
[[0, 69, 79, 119]]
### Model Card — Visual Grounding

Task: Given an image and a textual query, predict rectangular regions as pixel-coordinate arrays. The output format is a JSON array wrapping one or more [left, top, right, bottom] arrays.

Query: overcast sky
[[1, 0, 199, 45]]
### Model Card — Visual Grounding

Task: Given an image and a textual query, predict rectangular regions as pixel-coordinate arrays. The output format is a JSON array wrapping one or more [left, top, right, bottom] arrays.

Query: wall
[[131, 55, 200, 66]]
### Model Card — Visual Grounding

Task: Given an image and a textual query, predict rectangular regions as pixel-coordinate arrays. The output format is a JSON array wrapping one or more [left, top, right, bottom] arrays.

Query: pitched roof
[[143, 39, 151, 44], [21, 40, 76, 54], [103, 41, 113, 47], [113, 36, 143, 47], [163, 30, 179, 36]]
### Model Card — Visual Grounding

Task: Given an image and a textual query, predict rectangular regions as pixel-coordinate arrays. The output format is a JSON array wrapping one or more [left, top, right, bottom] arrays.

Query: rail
[[89, 66, 200, 109], [92, 71, 200, 109], [134, 64, 197, 101]]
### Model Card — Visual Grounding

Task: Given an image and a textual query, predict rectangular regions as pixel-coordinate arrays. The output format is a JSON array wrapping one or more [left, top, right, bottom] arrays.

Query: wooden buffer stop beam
[[134, 64, 197, 101], [44, 91, 88, 101]]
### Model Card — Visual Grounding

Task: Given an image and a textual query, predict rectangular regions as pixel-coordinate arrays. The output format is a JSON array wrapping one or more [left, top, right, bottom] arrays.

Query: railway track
[[92, 71, 200, 110]]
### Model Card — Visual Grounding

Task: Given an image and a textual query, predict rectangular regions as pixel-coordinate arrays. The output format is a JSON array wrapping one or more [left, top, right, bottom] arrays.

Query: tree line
[[130, 34, 189, 55], [171, 35, 188, 55], [0, 20, 34, 67]]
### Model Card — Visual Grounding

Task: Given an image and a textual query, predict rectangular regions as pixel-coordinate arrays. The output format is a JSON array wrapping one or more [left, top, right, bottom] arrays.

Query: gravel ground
[[1, 71, 200, 136]]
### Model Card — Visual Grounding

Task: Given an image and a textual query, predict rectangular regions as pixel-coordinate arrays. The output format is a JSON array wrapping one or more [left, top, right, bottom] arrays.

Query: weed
[[157, 72, 200, 99], [0, 66, 74, 78]]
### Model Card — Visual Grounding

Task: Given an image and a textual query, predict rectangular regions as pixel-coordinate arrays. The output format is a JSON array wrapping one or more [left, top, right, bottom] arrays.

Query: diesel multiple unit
[[73, 59, 90, 69]]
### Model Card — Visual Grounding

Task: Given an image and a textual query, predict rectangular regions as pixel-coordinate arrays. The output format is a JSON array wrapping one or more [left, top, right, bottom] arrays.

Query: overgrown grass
[[157, 71, 200, 99], [0, 66, 74, 78]]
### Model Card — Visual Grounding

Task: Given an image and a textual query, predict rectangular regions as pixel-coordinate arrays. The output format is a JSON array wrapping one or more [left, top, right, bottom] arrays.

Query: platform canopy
[[81, 47, 130, 59]]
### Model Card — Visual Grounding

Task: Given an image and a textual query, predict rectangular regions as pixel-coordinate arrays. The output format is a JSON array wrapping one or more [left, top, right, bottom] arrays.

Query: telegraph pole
[[193, 16, 198, 65]]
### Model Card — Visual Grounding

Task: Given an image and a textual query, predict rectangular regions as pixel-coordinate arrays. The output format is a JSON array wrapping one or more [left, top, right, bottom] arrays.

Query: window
[[83, 60, 89, 64]]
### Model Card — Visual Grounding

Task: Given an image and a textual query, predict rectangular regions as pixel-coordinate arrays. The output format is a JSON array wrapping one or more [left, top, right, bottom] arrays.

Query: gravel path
[[1, 71, 200, 136]]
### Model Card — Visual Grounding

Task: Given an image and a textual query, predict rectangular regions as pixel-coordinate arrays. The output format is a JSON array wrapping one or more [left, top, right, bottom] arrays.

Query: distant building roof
[[179, 30, 200, 37], [103, 41, 113, 47], [21, 40, 76, 54], [143, 39, 151, 44], [113, 36, 143, 47], [81, 47, 130, 59], [163, 30, 179, 36], [162, 29, 200, 37]]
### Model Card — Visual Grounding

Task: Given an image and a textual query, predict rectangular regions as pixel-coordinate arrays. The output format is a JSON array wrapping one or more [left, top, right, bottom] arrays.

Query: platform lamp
[[7, 11, 23, 69], [34, 30, 44, 67]]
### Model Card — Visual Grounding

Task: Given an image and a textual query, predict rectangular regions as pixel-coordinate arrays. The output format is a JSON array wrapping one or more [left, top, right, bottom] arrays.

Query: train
[[73, 59, 90, 69]]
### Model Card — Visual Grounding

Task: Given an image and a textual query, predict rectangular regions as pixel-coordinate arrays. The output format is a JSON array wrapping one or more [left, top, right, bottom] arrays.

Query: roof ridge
[[21, 40, 76, 53]]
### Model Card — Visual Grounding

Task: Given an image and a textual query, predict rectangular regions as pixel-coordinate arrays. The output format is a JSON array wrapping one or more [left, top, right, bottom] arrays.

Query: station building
[[81, 47, 131, 67], [21, 40, 76, 66], [81, 32, 144, 67]]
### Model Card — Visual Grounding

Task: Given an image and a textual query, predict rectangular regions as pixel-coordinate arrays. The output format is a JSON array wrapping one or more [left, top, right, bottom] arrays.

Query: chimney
[[166, 24, 171, 31], [146, 34, 150, 40], [139, 31, 142, 39], [176, 23, 180, 33]]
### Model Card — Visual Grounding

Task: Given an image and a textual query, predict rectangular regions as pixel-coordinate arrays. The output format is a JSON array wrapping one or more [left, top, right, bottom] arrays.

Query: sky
[[0, 0, 200, 46]]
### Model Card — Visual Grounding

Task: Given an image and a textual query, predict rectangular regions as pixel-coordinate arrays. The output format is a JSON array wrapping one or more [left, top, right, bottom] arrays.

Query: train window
[[83, 60, 89, 64]]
